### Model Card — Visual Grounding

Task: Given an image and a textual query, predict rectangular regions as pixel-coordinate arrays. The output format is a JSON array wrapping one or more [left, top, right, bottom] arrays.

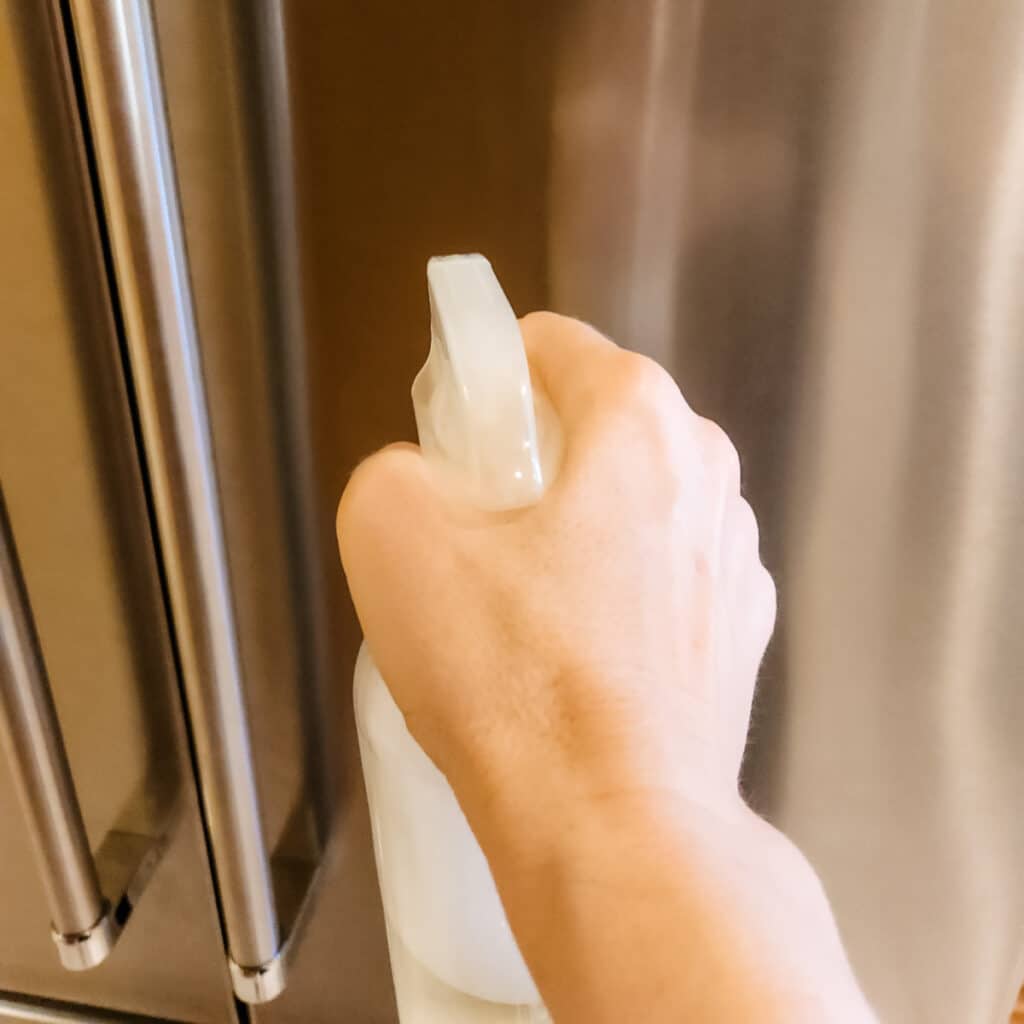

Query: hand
[[338, 312, 871, 1023], [338, 311, 774, 821]]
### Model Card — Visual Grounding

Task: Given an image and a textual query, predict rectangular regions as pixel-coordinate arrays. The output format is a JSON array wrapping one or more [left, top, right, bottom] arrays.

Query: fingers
[[521, 312, 701, 488], [519, 312, 621, 426]]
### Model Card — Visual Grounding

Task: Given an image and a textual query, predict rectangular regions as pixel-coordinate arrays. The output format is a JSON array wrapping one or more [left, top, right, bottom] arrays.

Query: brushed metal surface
[[0, 992, 179, 1023], [68, 0, 283, 985], [0, 492, 106, 940], [149, 0, 388, 1018], [69, 0, 323, 999], [0, 3, 236, 1020], [551, 6, 1023, 1018], [1, 494, 173, 975], [151, 1, 1024, 1022]]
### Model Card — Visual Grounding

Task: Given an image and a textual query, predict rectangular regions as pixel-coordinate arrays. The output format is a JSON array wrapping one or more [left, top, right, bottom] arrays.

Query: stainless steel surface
[[0, 2, 237, 1019], [70, 0, 1021, 1021], [226, 849, 326, 1005], [67, 0, 319, 1000], [760, 7, 1024, 1019], [0, 993, 176, 1023], [48, 910, 117, 974], [0, 492, 106, 942], [226, 956, 286, 1008], [1, 493, 172, 975], [547, 3, 1024, 1020]]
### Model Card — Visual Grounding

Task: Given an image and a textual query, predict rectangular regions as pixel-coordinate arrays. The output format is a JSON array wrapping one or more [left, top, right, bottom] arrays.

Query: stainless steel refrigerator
[[1, 2, 1022, 1022]]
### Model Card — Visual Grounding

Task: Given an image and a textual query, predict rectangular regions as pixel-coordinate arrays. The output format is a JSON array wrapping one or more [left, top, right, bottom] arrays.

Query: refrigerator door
[[0, 4, 237, 1022], [546, 5, 1024, 1019], [150, 2, 1023, 1023], [141, 1, 389, 1017]]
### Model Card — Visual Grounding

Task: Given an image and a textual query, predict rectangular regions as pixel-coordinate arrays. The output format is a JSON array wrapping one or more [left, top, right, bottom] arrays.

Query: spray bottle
[[354, 255, 560, 1022]]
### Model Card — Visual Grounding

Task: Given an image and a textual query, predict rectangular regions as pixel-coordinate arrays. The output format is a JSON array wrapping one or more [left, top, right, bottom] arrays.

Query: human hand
[[337, 311, 774, 833], [338, 313, 872, 1023]]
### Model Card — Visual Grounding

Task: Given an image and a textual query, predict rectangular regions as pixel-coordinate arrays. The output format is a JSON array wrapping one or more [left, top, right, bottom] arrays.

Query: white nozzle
[[413, 254, 557, 510]]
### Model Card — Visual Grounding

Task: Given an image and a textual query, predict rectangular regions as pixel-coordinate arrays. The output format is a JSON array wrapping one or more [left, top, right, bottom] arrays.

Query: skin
[[338, 312, 876, 1022]]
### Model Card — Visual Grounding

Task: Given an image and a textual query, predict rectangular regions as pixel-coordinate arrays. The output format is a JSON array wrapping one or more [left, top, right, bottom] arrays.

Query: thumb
[[336, 442, 445, 627]]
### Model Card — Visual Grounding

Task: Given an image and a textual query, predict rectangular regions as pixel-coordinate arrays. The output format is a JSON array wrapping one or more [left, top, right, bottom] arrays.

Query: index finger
[[519, 311, 622, 427]]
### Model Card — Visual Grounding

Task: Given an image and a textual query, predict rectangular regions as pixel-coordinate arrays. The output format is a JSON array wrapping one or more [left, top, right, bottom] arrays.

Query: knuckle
[[617, 352, 680, 407], [523, 310, 611, 344], [611, 353, 687, 444], [700, 417, 741, 490], [337, 445, 409, 535], [735, 497, 760, 552], [519, 310, 564, 336], [585, 355, 697, 502], [755, 564, 778, 629], [336, 464, 377, 539]]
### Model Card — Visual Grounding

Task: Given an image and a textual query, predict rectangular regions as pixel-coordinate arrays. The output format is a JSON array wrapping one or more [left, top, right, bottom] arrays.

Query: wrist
[[464, 773, 869, 1023], [458, 738, 753, 895], [467, 776, 778, 1020], [448, 687, 744, 871]]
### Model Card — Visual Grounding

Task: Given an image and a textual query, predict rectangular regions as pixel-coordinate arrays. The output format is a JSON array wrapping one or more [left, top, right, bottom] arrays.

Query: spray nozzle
[[413, 254, 559, 510]]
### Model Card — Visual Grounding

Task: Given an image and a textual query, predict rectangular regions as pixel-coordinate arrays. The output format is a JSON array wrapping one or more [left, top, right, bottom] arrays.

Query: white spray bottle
[[354, 255, 560, 1022]]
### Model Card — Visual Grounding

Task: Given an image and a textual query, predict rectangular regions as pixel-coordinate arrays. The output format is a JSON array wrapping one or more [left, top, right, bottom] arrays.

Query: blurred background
[[1, 2, 1022, 1022]]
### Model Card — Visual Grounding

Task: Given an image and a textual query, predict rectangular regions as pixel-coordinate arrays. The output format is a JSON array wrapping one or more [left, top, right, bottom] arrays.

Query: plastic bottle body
[[386, 926, 549, 1024], [353, 255, 557, 1020], [355, 646, 545, 1018]]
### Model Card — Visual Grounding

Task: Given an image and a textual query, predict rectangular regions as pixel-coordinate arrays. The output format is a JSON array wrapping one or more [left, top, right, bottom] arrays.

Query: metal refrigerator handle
[[64, 0, 320, 1004], [0, 491, 161, 971]]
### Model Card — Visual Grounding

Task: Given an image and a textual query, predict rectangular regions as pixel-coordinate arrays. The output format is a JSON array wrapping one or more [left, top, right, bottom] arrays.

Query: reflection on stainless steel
[[148, 0, 384, 1016], [549, 0, 706, 372], [0, 993, 171, 1024], [210, 2, 1018, 1021], [771, 7, 1024, 1020], [0, 491, 172, 973], [48, 914, 118, 974], [0, 1, 238, 1017], [66, 0, 318, 1002], [230, 0, 333, 852], [65, 0, 275, 972], [1, 0, 1013, 1019], [0, 491, 107, 954], [546, 3, 1024, 1021]]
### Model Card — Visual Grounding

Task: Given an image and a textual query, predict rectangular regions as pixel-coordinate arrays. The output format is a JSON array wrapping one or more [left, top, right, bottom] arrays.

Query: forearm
[[469, 779, 875, 1023]]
